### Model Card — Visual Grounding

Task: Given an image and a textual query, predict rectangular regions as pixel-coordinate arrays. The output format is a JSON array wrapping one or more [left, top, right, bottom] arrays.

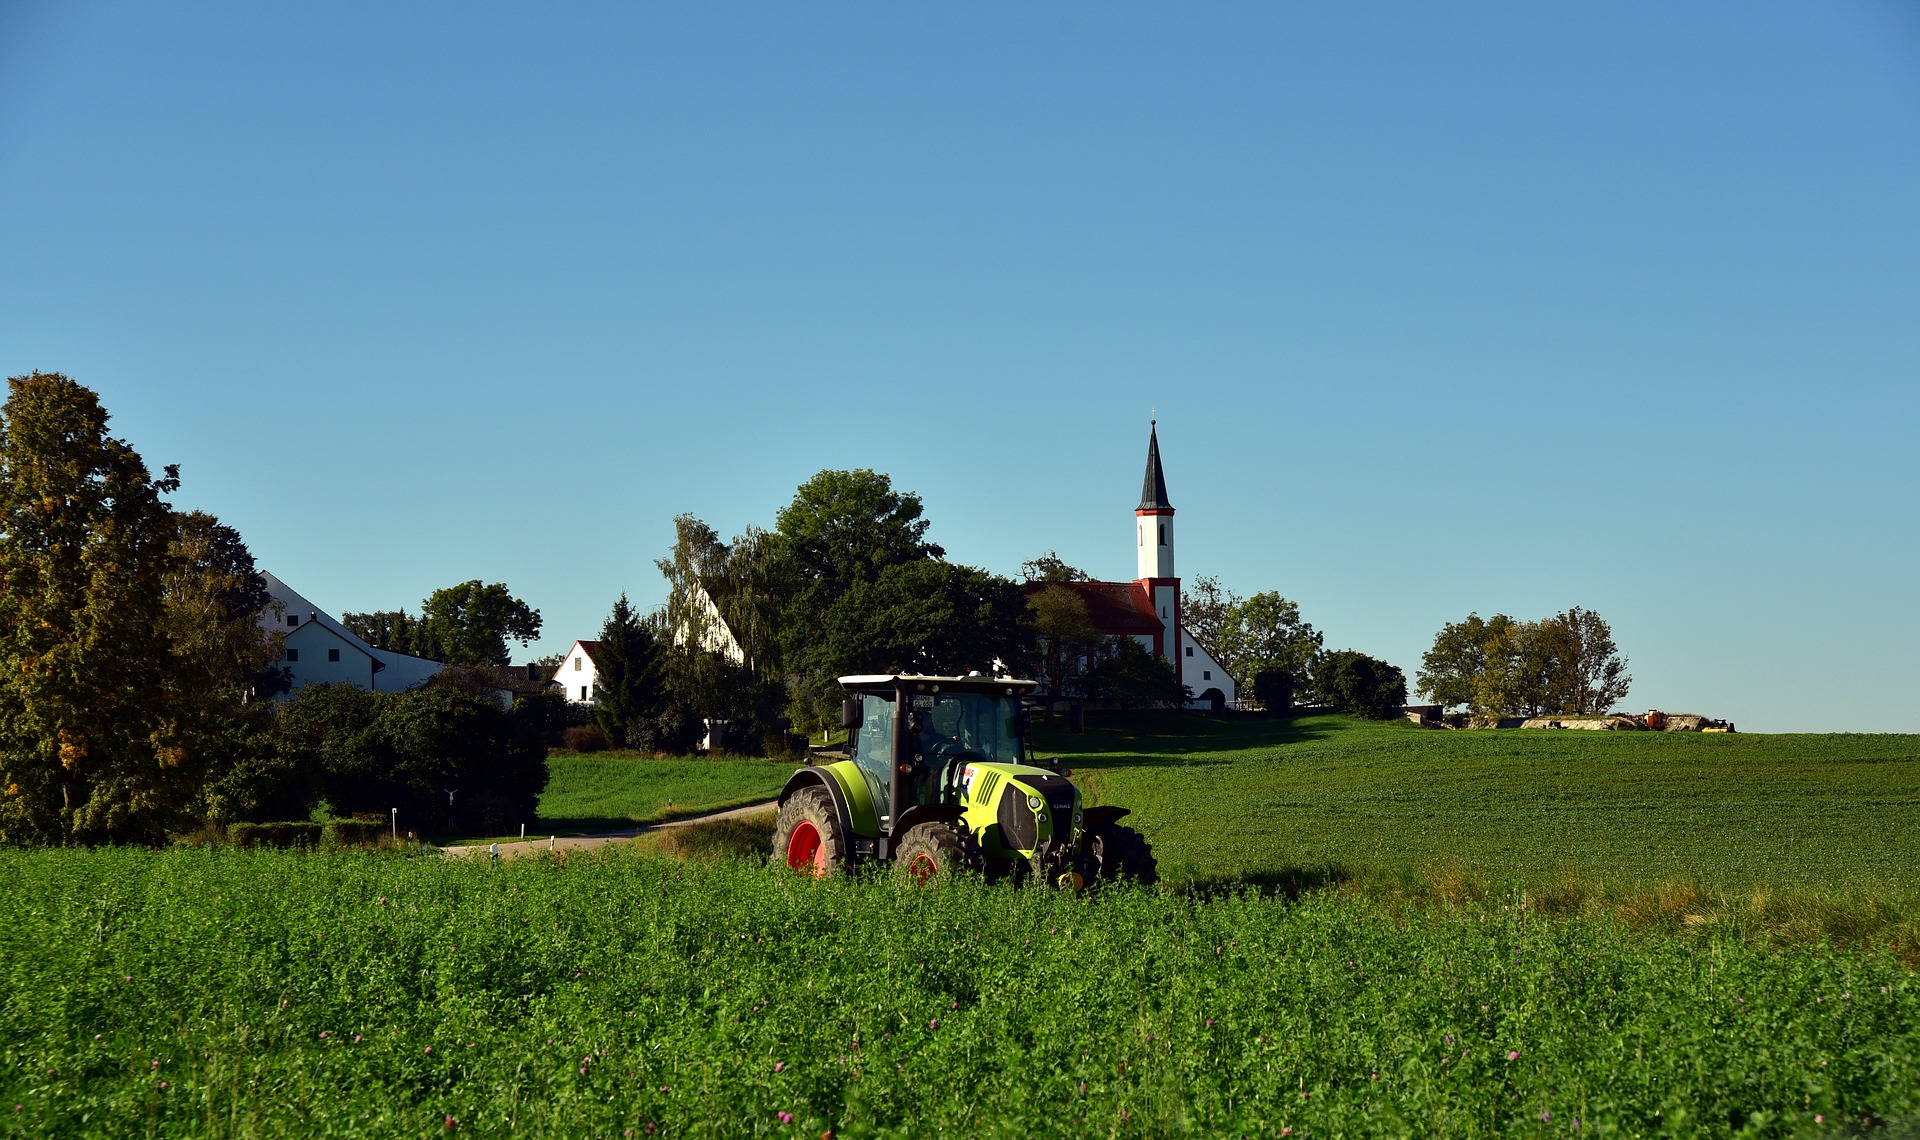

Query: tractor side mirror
[[841, 698, 863, 731]]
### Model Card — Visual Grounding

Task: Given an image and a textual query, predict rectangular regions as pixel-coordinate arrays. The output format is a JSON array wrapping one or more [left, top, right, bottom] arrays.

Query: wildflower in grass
[[929, 1019, 938, 1030], [425, 1046, 433, 1054], [1371, 1073, 1379, 1081], [1541, 1110, 1551, 1121], [353, 1035, 362, 1043], [150, 1060, 159, 1069], [1816, 1115, 1824, 1124], [774, 1062, 785, 1073], [444, 1115, 456, 1129], [777, 1111, 793, 1123], [320, 1032, 328, 1039], [1205, 1019, 1214, 1028], [1508, 1050, 1519, 1061]]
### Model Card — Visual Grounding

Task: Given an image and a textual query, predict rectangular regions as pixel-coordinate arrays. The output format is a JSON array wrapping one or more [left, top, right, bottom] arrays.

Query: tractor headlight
[[1027, 794, 1043, 812]]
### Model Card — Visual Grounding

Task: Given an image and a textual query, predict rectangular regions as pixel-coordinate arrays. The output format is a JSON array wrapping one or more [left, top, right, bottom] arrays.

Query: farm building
[[259, 572, 448, 695]]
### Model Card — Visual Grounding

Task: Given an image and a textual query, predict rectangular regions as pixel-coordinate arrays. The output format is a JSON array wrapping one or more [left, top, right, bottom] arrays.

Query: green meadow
[[528, 753, 792, 835], [2, 716, 1916, 1136], [1046, 714, 1920, 889]]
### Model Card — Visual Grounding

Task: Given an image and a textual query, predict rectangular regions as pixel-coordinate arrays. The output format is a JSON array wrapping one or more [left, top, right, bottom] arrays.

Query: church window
[[1158, 524, 1165, 545], [1138, 526, 1143, 547]]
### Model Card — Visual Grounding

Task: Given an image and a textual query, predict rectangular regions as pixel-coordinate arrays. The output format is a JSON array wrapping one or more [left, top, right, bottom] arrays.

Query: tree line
[[0, 373, 549, 844]]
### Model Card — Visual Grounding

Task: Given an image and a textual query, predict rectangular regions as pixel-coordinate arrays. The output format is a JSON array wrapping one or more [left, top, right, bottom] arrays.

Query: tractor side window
[[853, 694, 895, 810]]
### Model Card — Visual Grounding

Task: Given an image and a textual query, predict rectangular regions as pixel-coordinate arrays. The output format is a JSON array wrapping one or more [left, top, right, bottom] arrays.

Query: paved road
[[439, 799, 778, 860]]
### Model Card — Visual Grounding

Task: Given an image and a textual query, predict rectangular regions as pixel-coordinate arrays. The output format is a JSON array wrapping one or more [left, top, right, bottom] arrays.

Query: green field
[[4, 717, 1917, 1136], [1043, 713, 1920, 894], [2, 847, 1915, 1137], [530, 753, 790, 834]]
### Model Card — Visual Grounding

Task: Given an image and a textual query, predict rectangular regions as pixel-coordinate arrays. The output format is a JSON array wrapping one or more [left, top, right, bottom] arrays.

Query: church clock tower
[[1134, 421, 1180, 683]]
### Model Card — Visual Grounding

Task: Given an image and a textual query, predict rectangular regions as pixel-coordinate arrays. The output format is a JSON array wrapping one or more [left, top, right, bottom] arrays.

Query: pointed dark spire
[[1138, 420, 1172, 510]]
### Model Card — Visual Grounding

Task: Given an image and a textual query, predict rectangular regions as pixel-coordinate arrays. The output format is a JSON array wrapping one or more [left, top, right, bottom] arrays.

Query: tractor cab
[[845, 678, 1031, 830], [771, 673, 1157, 886]]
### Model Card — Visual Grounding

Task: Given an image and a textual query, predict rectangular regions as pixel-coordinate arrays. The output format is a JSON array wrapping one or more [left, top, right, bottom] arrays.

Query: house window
[[287, 615, 299, 627], [580, 685, 589, 700], [1186, 646, 1193, 657], [285, 648, 299, 662], [1204, 670, 1212, 680], [574, 657, 583, 671], [328, 648, 340, 662]]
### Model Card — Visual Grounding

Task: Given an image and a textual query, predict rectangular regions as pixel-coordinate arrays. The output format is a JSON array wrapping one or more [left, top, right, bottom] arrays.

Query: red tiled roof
[[1024, 580, 1162, 633]]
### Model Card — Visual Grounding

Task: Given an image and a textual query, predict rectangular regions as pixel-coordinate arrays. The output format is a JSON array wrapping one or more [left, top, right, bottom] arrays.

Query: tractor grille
[[997, 787, 1037, 851]]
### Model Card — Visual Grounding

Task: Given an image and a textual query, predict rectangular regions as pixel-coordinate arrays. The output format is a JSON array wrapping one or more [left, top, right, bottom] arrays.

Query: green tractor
[[770, 673, 1156, 887]]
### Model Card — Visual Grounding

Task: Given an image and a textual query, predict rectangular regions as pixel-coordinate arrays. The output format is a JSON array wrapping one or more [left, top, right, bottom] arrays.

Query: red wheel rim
[[785, 821, 827, 877], [905, 852, 937, 884]]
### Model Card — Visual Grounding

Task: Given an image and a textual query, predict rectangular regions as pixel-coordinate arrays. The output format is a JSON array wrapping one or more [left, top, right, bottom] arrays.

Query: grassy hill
[[1040, 712, 1920, 895]]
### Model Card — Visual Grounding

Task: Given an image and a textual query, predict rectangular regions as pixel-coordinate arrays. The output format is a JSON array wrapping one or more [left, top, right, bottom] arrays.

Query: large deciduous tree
[[1024, 584, 1104, 699], [1213, 591, 1324, 690], [0, 372, 193, 843], [1417, 608, 1630, 722], [414, 581, 542, 666]]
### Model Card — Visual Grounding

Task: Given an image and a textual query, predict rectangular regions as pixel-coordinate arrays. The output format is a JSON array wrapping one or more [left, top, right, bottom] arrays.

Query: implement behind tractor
[[770, 674, 1156, 887]]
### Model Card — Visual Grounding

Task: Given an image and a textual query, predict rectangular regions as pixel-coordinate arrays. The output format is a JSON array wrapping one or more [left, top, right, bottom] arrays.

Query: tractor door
[[850, 692, 896, 826]]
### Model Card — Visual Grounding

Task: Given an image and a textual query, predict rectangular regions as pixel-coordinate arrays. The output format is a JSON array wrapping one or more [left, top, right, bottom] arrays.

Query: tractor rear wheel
[[1088, 823, 1159, 886], [770, 787, 848, 878], [894, 822, 976, 883]]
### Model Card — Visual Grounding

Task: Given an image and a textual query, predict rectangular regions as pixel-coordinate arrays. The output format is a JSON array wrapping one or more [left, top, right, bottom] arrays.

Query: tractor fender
[[1083, 806, 1131, 828], [779, 768, 856, 845], [892, 801, 964, 840]]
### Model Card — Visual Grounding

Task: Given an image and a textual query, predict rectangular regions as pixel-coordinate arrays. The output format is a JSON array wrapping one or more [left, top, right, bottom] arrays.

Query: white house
[[554, 639, 600, 704], [259, 572, 448, 695]]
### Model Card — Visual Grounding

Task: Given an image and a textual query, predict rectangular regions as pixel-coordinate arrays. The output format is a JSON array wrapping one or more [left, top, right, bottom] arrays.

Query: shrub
[[228, 821, 322, 849], [277, 683, 549, 835], [562, 724, 608, 752], [1252, 668, 1295, 714], [321, 819, 388, 848], [1313, 650, 1407, 719]]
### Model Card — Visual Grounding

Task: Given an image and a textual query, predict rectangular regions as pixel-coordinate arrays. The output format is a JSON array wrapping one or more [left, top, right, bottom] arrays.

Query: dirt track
[[438, 800, 777, 860]]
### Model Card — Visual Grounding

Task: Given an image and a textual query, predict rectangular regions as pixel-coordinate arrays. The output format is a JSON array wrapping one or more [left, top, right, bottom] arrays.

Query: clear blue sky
[[4, 2, 1916, 731]]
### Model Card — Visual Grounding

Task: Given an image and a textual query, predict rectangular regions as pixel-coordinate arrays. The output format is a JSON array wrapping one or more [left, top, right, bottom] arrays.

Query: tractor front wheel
[[894, 822, 976, 883], [770, 787, 848, 878], [1088, 822, 1159, 886]]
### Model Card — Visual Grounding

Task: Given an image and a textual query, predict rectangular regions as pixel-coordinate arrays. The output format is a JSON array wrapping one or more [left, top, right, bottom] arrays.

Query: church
[[1034, 424, 1237, 709]]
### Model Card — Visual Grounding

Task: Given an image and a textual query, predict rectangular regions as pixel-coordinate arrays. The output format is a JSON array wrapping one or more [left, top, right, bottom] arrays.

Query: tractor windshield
[[912, 692, 1024, 766]]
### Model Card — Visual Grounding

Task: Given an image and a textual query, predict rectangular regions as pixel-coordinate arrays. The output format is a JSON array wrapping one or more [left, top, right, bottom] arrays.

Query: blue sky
[[3, 2, 1916, 730]]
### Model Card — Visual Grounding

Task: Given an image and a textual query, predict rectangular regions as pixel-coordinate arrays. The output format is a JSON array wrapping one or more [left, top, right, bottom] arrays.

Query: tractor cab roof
[[838, 673, 1040, 698]]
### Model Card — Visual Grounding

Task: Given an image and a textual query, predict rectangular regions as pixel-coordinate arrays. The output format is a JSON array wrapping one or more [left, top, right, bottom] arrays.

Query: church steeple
[[1138, 420, 1172, 510], [1134, 420, 1175, 581]]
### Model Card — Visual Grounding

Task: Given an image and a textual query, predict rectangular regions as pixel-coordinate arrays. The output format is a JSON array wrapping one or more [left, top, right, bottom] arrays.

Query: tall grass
[[0, 845, 1914, 1137]]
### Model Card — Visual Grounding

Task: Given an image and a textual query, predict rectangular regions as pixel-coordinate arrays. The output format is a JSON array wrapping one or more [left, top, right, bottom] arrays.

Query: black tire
[[770, 786, 849, 877], [894, 821, 977, 882], [1088, 823, 1159, 886]]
